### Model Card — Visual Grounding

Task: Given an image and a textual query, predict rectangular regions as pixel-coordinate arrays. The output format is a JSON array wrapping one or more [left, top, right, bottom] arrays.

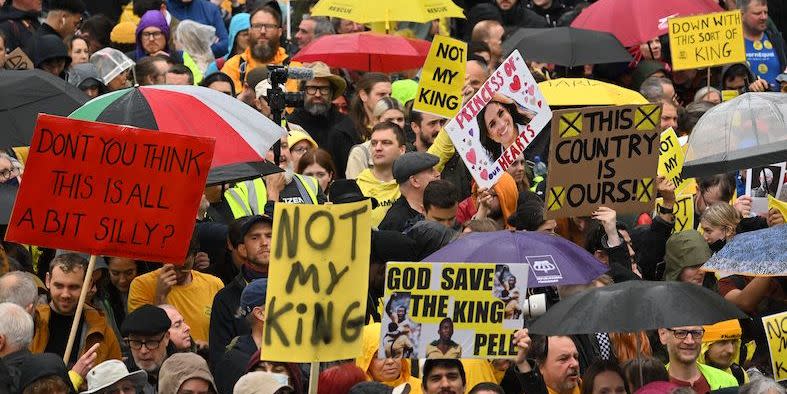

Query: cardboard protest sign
[[668, 10, 746, 70], [3, 48, 33, 70], [6, 115, 214, 264], [656, 195, 694, 232], [380, 262, 528, 359], [545, 104, 661, 219], [414, 35, 467, 118], [444, 50, 551, 189], [762, 311, 787, 381], [746, 162, 786, 215], [658, 128, 689, 195], [263, 201, 371, 362]]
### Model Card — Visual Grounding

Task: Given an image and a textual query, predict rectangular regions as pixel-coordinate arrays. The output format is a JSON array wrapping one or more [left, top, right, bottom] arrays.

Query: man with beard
[[287, 61, 355, 149], [658, 326, 738, 392], [222, 5, 294, 92], [208, 215, 272, 367], [30, 253, 122, 366], [410, 109, 446, 152]]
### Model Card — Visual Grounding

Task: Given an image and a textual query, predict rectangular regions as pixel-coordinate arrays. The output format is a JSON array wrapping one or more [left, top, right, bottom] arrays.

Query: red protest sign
[[5, 114, 215, 264]]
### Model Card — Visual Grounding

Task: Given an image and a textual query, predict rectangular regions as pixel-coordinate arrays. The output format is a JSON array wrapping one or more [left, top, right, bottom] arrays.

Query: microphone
[[284, 66, 314, 80]]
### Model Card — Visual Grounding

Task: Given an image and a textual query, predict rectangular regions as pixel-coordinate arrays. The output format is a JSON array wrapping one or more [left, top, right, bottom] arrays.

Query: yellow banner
[[381, 262, 529, 359], [263, 201, 372, 362], [762, 311, 787, 381], [658, 127, 689, 195], [414, 35, 467, 118], [769, 195, 787, 219], [668, 10, 746, 70], [656, 195, 694, 232]]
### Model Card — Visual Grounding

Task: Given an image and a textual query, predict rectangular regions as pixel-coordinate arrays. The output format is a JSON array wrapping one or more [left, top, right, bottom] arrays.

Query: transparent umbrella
[[683, 93, 787, 178]]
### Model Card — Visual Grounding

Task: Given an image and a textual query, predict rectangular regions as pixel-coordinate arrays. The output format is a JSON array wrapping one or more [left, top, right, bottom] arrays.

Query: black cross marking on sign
[[560, 114, 582, 138], [638, 178, 654, 201], [548, 187, 565, 211], [635, 106, 659, 130]]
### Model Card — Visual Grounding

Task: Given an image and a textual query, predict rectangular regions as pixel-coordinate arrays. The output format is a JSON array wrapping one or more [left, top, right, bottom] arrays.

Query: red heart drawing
[[480, 169, 489, 180], [537, 99, 542, 108], [465, 148, 477, 165], [509, 75, 521, 92], [527, 84, 535, 96], [504, 62, 515, 77]]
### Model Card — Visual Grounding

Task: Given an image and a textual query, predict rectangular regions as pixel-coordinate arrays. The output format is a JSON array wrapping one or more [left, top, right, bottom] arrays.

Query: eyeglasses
[[125, 334, 166, 350], [250, 23, 280, 31], [141, 31, 164, 40], [0, 166, 20, 181], [667, 328, 705, 340], [305, 86, 331, 96]]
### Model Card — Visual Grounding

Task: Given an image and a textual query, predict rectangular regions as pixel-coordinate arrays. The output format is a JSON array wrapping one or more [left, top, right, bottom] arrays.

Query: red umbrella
[[292, 32, 430, 72], [570, 0, 722, 47]]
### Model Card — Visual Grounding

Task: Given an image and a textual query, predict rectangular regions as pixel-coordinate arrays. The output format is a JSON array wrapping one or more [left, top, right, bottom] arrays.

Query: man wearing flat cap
[[379, 152, 441, 232], [287, 61, 356, 149], [121, 304, 173, 394]]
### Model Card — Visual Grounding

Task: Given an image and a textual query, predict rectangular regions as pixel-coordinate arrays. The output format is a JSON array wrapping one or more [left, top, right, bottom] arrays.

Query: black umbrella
[[206, 160, 283, 186], [0, 182, 19, 225], [0, 69, 90, 148], [528, 281, 747, 336], [502, 27, 633, 67]]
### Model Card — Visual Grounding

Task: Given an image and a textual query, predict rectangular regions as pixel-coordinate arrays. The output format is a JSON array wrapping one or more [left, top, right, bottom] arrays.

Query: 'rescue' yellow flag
[[414, 35, 466, 118]]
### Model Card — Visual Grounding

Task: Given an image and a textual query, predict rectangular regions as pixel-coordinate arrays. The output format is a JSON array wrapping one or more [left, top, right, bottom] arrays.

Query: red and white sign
[[6, 114, 215, 264]]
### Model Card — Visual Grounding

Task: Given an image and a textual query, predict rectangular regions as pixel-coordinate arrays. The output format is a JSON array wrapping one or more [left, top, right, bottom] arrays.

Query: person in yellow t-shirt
[[127, 235, 223, 343], [356, 122, 406, 227]]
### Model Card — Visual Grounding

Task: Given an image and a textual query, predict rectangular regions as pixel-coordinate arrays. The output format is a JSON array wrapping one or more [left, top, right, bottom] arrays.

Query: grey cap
[[777, 73, 787, 83], [392, 152, 439, 184]]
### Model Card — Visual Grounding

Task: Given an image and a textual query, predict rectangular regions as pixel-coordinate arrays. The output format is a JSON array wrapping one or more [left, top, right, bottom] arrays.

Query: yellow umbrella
[[310, 0, 465, 24], [538, 78, 648, 106]]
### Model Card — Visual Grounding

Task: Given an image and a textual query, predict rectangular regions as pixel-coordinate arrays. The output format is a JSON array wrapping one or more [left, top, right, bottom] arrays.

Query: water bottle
[[534, 155, 547, 177]]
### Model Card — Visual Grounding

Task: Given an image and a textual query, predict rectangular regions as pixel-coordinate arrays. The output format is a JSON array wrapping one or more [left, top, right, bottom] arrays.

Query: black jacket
[[499, 360, 549, 394], [0, 6, 40, 52], [630, 215, 674, 281], [214, 335, 257, 394], [765, 23, 787, 81], [208, 273, 250, 368], [379, 196, 423, 233], [526, 0, 571, 27], [500, 2, 549, 29], [287, 106, 352, 151], [324, 115, 363, 180]]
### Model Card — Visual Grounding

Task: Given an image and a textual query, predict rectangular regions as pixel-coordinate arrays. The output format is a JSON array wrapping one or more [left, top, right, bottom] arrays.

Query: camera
[[267, 66, 306, 111]]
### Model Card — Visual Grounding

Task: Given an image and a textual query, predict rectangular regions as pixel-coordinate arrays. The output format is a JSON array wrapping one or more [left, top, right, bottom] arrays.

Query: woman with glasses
[[132, 10, 182, 63]]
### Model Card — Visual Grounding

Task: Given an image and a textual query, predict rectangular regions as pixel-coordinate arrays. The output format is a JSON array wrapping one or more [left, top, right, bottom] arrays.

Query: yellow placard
[[263, 201, 371, 362], [762, 311, 787, 381], [769, 195, 787, 219], [656, 195, 694, 232], [381, 262, 529, 359], [414, 35, 466, 118], [722, 89, 740, 102], [658, 128, 689, 194], [668, 10, 746, 70]]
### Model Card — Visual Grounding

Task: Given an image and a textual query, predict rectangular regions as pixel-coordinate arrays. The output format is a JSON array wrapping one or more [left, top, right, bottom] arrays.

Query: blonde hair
[[372, 97, 403, 121], [700, 203, 741, 233]]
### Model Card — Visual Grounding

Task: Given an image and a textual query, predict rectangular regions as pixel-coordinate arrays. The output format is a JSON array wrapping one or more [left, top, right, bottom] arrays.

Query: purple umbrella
[[424, 230, 608, 288]]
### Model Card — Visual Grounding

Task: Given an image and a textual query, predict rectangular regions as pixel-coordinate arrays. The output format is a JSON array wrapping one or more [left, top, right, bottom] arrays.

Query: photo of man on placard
[[425, 318, 462, 359]]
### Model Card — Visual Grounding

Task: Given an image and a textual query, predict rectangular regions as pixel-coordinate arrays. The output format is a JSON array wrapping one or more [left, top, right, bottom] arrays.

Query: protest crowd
[[1, 0, 787, 393]]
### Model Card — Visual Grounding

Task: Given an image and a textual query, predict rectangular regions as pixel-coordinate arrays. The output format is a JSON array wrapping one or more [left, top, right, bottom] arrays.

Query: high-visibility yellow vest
[[224, 174, 319, 218], [529, 175, 544, 193]]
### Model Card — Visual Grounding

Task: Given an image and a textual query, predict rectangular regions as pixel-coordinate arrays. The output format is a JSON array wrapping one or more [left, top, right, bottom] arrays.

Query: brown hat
[[305, 61, 347, 100], [158, 353, 217, 394]]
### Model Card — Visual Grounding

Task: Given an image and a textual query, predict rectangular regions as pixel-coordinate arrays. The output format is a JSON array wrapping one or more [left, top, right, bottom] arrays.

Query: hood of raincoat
[[664, 230, 711, 282], [356, 323, 422, 391], [135, 10, 171, 59]]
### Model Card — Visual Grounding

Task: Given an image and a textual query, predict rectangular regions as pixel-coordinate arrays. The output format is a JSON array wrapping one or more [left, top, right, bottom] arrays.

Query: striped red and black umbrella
[[69, 85, 282, 185]]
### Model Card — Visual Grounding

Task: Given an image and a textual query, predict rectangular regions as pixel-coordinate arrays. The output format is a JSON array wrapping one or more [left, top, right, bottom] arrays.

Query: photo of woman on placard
[[478, 94, 537, 160]]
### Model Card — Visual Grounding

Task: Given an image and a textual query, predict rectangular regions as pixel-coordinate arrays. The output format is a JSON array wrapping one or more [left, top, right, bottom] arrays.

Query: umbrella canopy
[[292, 32, 430, 72], [502, 27, 632, 67], [0, 182, 19, 225], [423, 230, 608, 288], [310, 0, 464, 24], [69, 85, 282, 184], [0, 69, 90, 149], [570, 0, 722, 47], [683, 93, 787, 178], [701, 225, 787, 276], [529, 281, 747, 336], [538, 78, 648, 107]]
